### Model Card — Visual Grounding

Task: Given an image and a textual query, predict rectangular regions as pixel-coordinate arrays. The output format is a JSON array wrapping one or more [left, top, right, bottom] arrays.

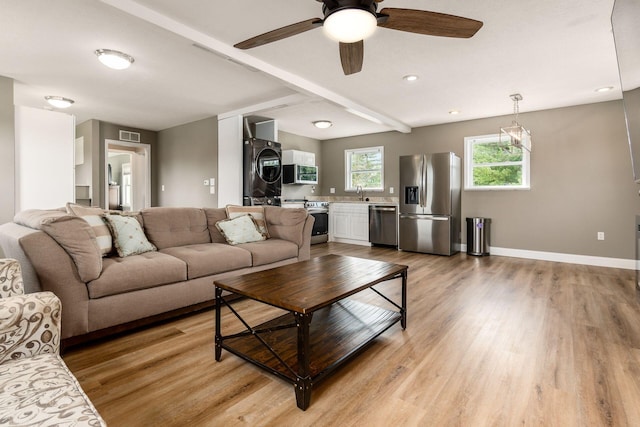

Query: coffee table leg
[[294, 312, 312, 410], [215, 286, 222, 361], [401, 270, 407, 329]]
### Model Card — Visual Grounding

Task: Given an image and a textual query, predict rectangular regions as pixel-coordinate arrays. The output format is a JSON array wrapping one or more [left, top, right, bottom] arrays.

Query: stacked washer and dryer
[[243, 137, 282, 206]]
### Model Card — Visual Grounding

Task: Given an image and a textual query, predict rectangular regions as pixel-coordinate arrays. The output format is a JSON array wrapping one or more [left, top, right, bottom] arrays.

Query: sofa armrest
[[0, 223, 42, 294], [297, 215, 315, 261], [0, 291, 61, 364], [18, 231, 91, 340]]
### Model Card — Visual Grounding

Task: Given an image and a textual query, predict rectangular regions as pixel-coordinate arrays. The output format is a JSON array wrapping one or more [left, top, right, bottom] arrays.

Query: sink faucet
[[356, 185, 364, 201]]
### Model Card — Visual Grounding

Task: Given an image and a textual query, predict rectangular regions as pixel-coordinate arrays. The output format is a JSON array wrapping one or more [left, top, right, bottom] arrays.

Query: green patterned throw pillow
[[102, 213, 156, 257]]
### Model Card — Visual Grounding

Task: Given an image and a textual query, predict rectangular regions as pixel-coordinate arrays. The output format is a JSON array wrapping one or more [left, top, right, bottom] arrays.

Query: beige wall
[[0, 76, 14, 226], [279, 130, 321, 201], [156, 116, 218, 207], [320, 101, 640, 259]]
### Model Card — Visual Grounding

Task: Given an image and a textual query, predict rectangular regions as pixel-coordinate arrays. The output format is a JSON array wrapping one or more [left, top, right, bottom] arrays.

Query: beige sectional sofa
[[0, 206, 313, 347]]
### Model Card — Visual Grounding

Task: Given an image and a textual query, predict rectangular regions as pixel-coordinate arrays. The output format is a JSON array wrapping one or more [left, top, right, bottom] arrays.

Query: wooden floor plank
[[62, 243, 640, 426]]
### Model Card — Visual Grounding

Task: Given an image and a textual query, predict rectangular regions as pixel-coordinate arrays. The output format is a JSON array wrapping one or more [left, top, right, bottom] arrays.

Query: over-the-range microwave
[[282, 164, 318, 185]]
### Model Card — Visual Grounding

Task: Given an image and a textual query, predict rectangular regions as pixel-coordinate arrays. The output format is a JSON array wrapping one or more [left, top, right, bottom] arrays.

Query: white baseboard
[[460, 244, 635, 270]]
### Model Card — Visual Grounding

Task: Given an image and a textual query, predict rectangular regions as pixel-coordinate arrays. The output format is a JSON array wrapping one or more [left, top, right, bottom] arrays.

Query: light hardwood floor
[[63, 243, 640, 426]]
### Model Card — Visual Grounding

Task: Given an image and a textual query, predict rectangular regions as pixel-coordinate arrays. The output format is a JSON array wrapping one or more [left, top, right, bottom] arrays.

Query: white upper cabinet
[[282, 150, 315, 166]]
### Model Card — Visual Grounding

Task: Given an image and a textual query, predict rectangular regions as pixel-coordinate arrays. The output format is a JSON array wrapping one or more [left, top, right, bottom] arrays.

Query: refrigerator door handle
[[399, 214, 449, 221], [420, 156, 426, 208]]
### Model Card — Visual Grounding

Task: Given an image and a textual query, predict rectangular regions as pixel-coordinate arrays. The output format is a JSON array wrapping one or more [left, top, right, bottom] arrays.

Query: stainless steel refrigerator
[[398, 152, 461, 255]]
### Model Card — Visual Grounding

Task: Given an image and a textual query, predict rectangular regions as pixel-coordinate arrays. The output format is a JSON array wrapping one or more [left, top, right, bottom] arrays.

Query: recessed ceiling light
[[595, 86, 614, 93], [313, 120, 333, 129], [403, 75, 419, 82], [449, 110, 460, 115], [44, 96, 74, 108], [95, 49, 135, 70]]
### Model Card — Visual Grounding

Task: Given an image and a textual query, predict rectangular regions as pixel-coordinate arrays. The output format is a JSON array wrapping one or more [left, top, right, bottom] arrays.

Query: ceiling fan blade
[[339, 41, 364, 75], [235, 18, 323, 49], [378, 8, 483, 38]]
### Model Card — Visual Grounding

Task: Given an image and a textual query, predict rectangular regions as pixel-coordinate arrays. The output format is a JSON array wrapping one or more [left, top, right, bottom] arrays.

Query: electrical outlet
[[330, 187, 336, 194], [161, 185, 165, 192], [597, 232, 605, 240], [389, 187, 394, 194]]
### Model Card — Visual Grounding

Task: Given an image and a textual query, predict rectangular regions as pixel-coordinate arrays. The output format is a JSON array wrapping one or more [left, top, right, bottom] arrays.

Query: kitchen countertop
[[306, 196, 399, 204]]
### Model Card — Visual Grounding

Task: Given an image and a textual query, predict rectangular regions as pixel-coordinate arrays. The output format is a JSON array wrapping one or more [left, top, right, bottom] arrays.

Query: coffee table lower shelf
[[218, 298, 402, 408]]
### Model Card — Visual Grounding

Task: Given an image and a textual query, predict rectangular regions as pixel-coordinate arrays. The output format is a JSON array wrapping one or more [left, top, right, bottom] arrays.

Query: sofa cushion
[[40, 216, 102, 283], [237, 239, 299, 266], [13, 208, 67, 230], [264, 206, 308, 248], [87, 252, 186, 298], [103, 214, 157, 257], [0, 353, 106, 426], [203, 208, 228, 243], [141, 208, 211, 250], [226, 205, 270, 238], [66, 203, 112, 256], [160, 243, 253, 279]]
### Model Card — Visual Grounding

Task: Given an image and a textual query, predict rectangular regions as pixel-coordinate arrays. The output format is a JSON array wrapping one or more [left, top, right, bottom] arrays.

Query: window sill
[[464, 186, 531, 191]]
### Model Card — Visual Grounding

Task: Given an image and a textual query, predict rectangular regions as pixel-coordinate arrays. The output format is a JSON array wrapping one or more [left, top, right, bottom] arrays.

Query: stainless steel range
[[305, 201, 329, 244]]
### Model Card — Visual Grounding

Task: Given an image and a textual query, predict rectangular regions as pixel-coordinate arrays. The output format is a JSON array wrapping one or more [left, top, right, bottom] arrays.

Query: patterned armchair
[[0, 258, 106, 426]]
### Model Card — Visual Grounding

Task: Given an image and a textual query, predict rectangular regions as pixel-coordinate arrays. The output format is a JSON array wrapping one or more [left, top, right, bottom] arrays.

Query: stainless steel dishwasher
[[369, 204, 398, 246]]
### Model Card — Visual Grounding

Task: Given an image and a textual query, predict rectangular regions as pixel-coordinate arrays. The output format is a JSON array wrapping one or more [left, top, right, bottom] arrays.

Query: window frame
[[464, 134, 531, 190], [344, 146, 384, 192]]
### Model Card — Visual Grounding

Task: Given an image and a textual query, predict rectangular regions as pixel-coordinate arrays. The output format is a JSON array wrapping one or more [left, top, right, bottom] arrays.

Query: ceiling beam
[[99, 0, 412, 134]]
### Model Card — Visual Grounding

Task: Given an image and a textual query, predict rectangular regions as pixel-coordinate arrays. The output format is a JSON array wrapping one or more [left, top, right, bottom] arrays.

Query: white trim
[[344, 146, 384, 191], [460, 244, 635, 270], [464, 133, 530, 190]]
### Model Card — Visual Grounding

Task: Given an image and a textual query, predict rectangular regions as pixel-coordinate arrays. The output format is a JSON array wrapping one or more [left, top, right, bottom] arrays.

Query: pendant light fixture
[[500, 93, 531, 152]]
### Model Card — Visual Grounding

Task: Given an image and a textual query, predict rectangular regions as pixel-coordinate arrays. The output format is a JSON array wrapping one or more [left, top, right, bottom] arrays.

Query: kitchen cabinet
[[329, 203, 370, 246], [282, 150, 315, 166]]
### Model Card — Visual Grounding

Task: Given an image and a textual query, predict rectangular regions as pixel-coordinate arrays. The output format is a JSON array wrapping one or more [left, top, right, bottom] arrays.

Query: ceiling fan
[[234, 0, 483, 75]]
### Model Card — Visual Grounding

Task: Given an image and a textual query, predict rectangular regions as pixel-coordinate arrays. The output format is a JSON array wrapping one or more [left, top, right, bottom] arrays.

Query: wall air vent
[[119, 130, 140, 143]]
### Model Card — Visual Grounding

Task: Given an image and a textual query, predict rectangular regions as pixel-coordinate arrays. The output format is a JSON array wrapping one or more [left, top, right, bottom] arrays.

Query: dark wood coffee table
[[214, 254, 408, 410]]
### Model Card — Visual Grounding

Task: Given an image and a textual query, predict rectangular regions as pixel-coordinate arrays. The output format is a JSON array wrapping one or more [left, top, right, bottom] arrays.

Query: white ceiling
[[0, 0, 626, 141]]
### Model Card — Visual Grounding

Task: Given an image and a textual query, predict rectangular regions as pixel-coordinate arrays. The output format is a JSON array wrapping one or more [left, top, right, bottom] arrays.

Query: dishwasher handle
[[370, 206, 397, 212]]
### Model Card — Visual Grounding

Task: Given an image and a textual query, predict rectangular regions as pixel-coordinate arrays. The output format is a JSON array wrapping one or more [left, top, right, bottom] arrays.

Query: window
[[464, 134, 530, 190], [345, 146, 384, 191]]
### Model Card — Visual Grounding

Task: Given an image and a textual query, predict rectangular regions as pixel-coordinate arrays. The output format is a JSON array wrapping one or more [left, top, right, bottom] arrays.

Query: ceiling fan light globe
[[323, 9, 377, 43]]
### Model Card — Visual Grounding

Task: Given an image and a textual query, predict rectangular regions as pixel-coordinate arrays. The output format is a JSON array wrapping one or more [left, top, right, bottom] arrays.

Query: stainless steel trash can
[[466, 217, 490, 256]]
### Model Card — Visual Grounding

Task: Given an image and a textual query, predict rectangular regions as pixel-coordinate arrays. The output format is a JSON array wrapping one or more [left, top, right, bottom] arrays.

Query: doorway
[[105, 139, 151, 211]]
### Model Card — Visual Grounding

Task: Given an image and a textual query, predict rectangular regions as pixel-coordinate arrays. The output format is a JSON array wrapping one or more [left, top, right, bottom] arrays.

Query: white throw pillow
[[215, 214, 267, 245], [102, 214, 156, 257]]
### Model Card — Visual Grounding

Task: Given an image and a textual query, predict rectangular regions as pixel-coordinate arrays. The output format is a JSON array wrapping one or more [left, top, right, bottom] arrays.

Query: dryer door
[[256, 147, 281, 184]]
